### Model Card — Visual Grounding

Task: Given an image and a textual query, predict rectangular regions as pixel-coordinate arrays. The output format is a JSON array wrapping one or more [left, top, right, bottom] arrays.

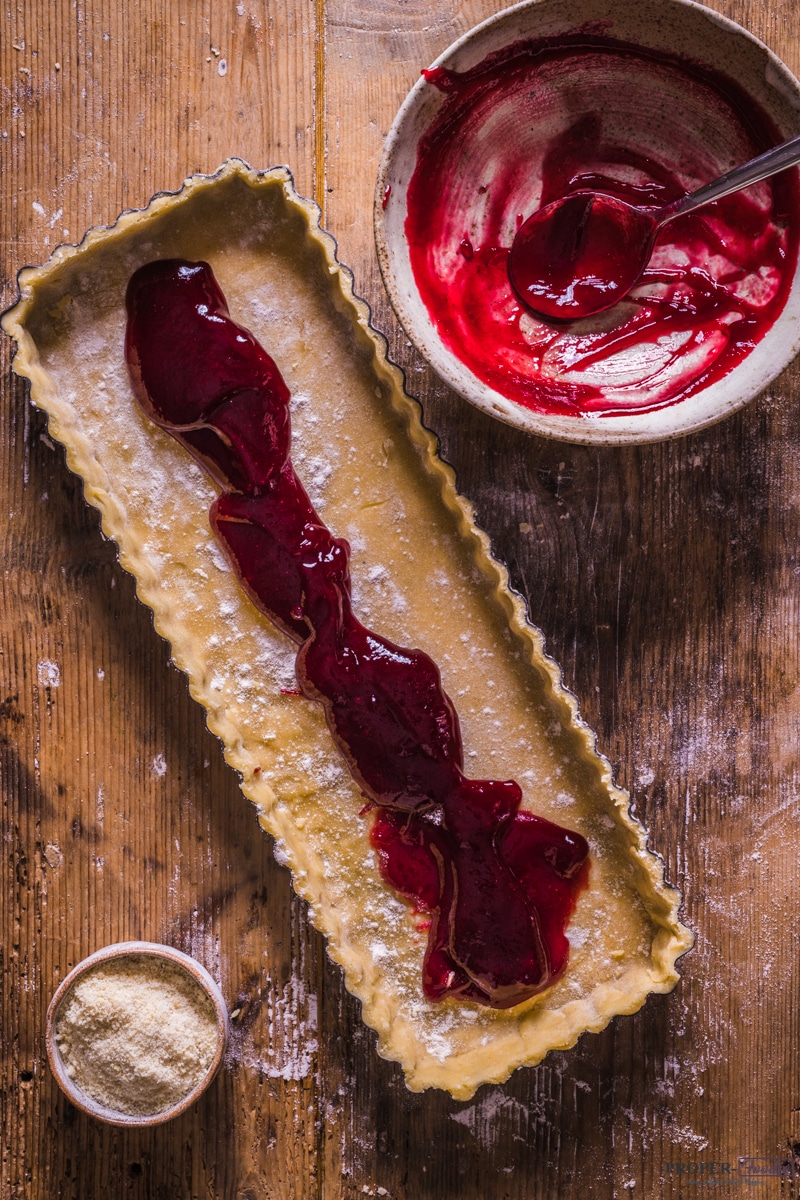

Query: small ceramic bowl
[[45, 941, 229, 1127], [375, 0, 800, 444]]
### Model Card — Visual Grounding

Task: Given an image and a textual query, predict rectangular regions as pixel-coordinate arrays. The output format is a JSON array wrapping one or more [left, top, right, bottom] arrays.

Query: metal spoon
[[507, 131, 800, 322]]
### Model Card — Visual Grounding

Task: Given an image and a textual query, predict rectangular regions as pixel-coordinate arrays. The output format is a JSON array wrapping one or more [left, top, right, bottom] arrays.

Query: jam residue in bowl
[[125, 259, 589, 1009], [405, 33, 800, 417]]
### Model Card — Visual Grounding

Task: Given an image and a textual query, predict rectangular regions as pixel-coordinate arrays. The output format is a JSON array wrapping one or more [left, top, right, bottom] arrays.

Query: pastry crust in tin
[[2, 159, 692, 1098]]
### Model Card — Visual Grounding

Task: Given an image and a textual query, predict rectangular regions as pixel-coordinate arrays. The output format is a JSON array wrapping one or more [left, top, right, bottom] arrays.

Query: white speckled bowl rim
[[45, 941, 229, 1127], [375, 0, 800, 445]]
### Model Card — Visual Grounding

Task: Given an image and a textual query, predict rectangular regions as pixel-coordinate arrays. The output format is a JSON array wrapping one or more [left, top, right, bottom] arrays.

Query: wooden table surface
[[3, 1, 800, 1196]]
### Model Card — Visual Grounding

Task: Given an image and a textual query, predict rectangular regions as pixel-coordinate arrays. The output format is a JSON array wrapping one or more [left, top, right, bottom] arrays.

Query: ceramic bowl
[[375, 0, 800, 444], [45, 941, 229, 1127]]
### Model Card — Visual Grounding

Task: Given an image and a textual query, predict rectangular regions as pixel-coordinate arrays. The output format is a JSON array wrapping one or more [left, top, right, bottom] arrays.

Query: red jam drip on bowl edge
[[125, 259, 589, 1009], [408, 35, 800, 417]]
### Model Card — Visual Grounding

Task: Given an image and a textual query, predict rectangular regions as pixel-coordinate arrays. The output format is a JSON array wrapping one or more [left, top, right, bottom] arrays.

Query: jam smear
[[125, 260, 589, 1008]]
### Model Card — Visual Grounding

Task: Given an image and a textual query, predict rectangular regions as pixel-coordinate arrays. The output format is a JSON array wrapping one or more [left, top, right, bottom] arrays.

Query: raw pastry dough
[[2, 160, 692, 1098]]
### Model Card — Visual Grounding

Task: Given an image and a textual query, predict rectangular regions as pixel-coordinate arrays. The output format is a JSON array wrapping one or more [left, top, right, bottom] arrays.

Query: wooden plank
[[321, 1, 800, 1196], [1, 0, 325, 1194]]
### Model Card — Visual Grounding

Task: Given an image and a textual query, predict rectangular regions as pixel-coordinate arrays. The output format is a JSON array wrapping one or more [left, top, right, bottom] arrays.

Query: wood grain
[[2, 0, 800, 1196]]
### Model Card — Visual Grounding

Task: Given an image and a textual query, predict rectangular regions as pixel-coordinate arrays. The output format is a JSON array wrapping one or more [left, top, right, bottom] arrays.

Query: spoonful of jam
[[508, 131, 800, 322]]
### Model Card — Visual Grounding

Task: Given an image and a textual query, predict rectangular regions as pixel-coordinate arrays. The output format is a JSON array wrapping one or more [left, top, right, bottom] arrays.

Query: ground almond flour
[[54, 955, 220, 1116]]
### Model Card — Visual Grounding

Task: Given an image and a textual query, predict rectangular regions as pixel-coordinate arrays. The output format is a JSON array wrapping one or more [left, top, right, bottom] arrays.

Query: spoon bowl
[[509, 131, 800, 322], [508, 192, 658, 321]]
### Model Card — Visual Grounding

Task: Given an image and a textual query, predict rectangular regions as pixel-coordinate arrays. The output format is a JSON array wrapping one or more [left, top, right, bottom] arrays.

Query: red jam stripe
[[125, 259, 589, 1008]]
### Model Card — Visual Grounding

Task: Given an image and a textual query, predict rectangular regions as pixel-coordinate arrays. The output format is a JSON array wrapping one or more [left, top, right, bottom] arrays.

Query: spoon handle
[[664, 131, 800, 221]]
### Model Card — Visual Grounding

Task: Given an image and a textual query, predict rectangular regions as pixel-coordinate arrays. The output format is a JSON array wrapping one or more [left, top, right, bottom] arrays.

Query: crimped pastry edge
[[2, 159, 693, 1099]]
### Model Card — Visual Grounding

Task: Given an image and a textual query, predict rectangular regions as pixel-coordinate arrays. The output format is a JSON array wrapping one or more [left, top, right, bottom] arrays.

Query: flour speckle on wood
[[449, 1089, 532, 1148], [36, 659, 61, 688], [226, 972, 319, 1082]]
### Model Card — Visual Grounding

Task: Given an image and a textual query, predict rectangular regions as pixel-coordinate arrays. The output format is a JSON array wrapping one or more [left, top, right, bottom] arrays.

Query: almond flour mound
[[54, 956, 219, 1116]]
